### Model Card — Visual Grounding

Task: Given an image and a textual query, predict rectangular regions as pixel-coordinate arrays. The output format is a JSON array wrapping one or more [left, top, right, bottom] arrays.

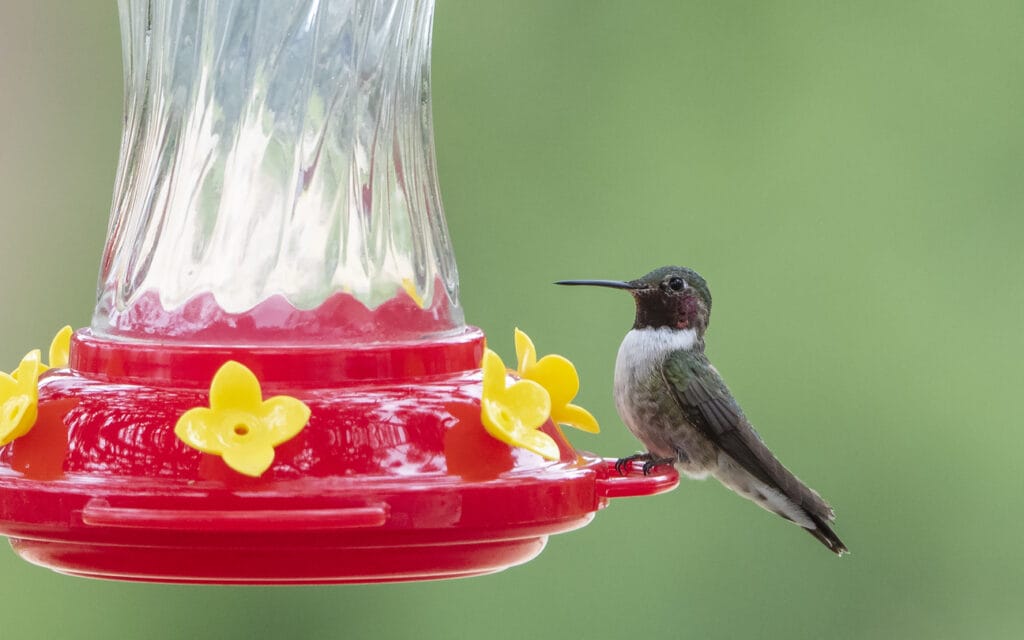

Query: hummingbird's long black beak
[[554, 279, 639, 290]]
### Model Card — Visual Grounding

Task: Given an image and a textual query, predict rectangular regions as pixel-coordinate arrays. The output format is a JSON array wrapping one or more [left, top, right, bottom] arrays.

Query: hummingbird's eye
[[668, 277, 685, 291]]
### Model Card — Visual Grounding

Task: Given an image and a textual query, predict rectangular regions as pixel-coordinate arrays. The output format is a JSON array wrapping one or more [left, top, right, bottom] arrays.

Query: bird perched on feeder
[[557, 266, 847, 554]]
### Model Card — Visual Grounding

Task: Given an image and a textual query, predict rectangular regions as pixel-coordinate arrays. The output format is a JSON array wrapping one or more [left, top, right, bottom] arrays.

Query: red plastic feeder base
[[11, 538, 549, 585], [0, 328, 678, 584]]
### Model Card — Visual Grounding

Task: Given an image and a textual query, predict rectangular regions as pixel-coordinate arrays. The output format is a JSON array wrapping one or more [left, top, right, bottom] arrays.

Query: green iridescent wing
[[660, 350, 833, 519]]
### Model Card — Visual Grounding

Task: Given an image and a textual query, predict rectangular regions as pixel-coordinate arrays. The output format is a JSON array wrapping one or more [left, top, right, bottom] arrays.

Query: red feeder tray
[[0, 328, 677, 584]]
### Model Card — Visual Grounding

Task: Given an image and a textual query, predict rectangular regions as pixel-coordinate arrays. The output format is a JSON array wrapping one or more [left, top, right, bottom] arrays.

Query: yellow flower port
[[9, 325, 73, 381], [514, 328, 599, 434], [478, 329, 599, 461], [47, 326, 72, 369], [0, 351, 42, 446], [479, 349, 558, 460], [174, 361, 311, 477], [0, 327, 74, 446]]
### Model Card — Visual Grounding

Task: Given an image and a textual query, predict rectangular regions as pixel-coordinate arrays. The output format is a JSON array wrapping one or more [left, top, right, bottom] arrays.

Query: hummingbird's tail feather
[[805, 511, 848, 556], [748, 482, 848, 555], [714, 457, 848, 555]]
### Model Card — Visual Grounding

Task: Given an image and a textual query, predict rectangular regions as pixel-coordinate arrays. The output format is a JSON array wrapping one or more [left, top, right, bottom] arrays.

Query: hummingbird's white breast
[[613, 327, 702, 465], [614, 327, 698, 388]]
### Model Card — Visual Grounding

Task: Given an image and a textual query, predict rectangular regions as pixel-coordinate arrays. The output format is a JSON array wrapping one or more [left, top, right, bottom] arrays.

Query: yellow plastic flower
[[480, 349, 558, 460], [0, 350, 42, 446], [174, 361, 311, 477], [47, 325, 72, 369], [514, 328, 599, 434], [10, 326, 73, 381]]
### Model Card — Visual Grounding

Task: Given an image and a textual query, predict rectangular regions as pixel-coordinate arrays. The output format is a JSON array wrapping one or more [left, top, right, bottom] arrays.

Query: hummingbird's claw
[[614, 452, 655, 475], [641, 456, 676, 475]]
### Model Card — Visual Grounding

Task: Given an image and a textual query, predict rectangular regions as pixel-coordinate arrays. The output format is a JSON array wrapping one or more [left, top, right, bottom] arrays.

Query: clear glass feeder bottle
[[0, 0, 677, 584], [99, 0, 462, 344]]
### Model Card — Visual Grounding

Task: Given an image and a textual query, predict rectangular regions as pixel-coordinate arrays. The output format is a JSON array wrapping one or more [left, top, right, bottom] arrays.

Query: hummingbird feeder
[[0, 0, 677, 584]]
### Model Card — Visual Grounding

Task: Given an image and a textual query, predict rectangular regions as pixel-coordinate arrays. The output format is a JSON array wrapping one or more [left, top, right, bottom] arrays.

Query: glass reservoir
[[99, 0, 461, 343], [0, 0, 677, 584]]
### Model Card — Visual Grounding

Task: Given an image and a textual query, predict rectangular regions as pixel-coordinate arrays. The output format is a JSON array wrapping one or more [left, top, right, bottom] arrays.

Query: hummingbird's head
[[557, 265, 712, 336]]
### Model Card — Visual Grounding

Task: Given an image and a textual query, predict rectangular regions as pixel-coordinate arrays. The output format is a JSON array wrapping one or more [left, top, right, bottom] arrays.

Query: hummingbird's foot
[[614, 453, 653, 475], [641, 456, 676, 476]]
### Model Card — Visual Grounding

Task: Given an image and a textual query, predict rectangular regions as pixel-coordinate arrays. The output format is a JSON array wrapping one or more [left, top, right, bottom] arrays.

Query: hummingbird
[[557, 266, 847, 555]]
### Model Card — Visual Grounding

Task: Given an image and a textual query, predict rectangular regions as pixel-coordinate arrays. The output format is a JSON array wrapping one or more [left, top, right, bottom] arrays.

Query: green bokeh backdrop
[[2, 2, 1023, 638]]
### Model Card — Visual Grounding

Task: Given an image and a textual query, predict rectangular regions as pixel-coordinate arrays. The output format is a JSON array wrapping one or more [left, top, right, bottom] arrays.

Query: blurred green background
[[2, 1, 1023, 638]]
